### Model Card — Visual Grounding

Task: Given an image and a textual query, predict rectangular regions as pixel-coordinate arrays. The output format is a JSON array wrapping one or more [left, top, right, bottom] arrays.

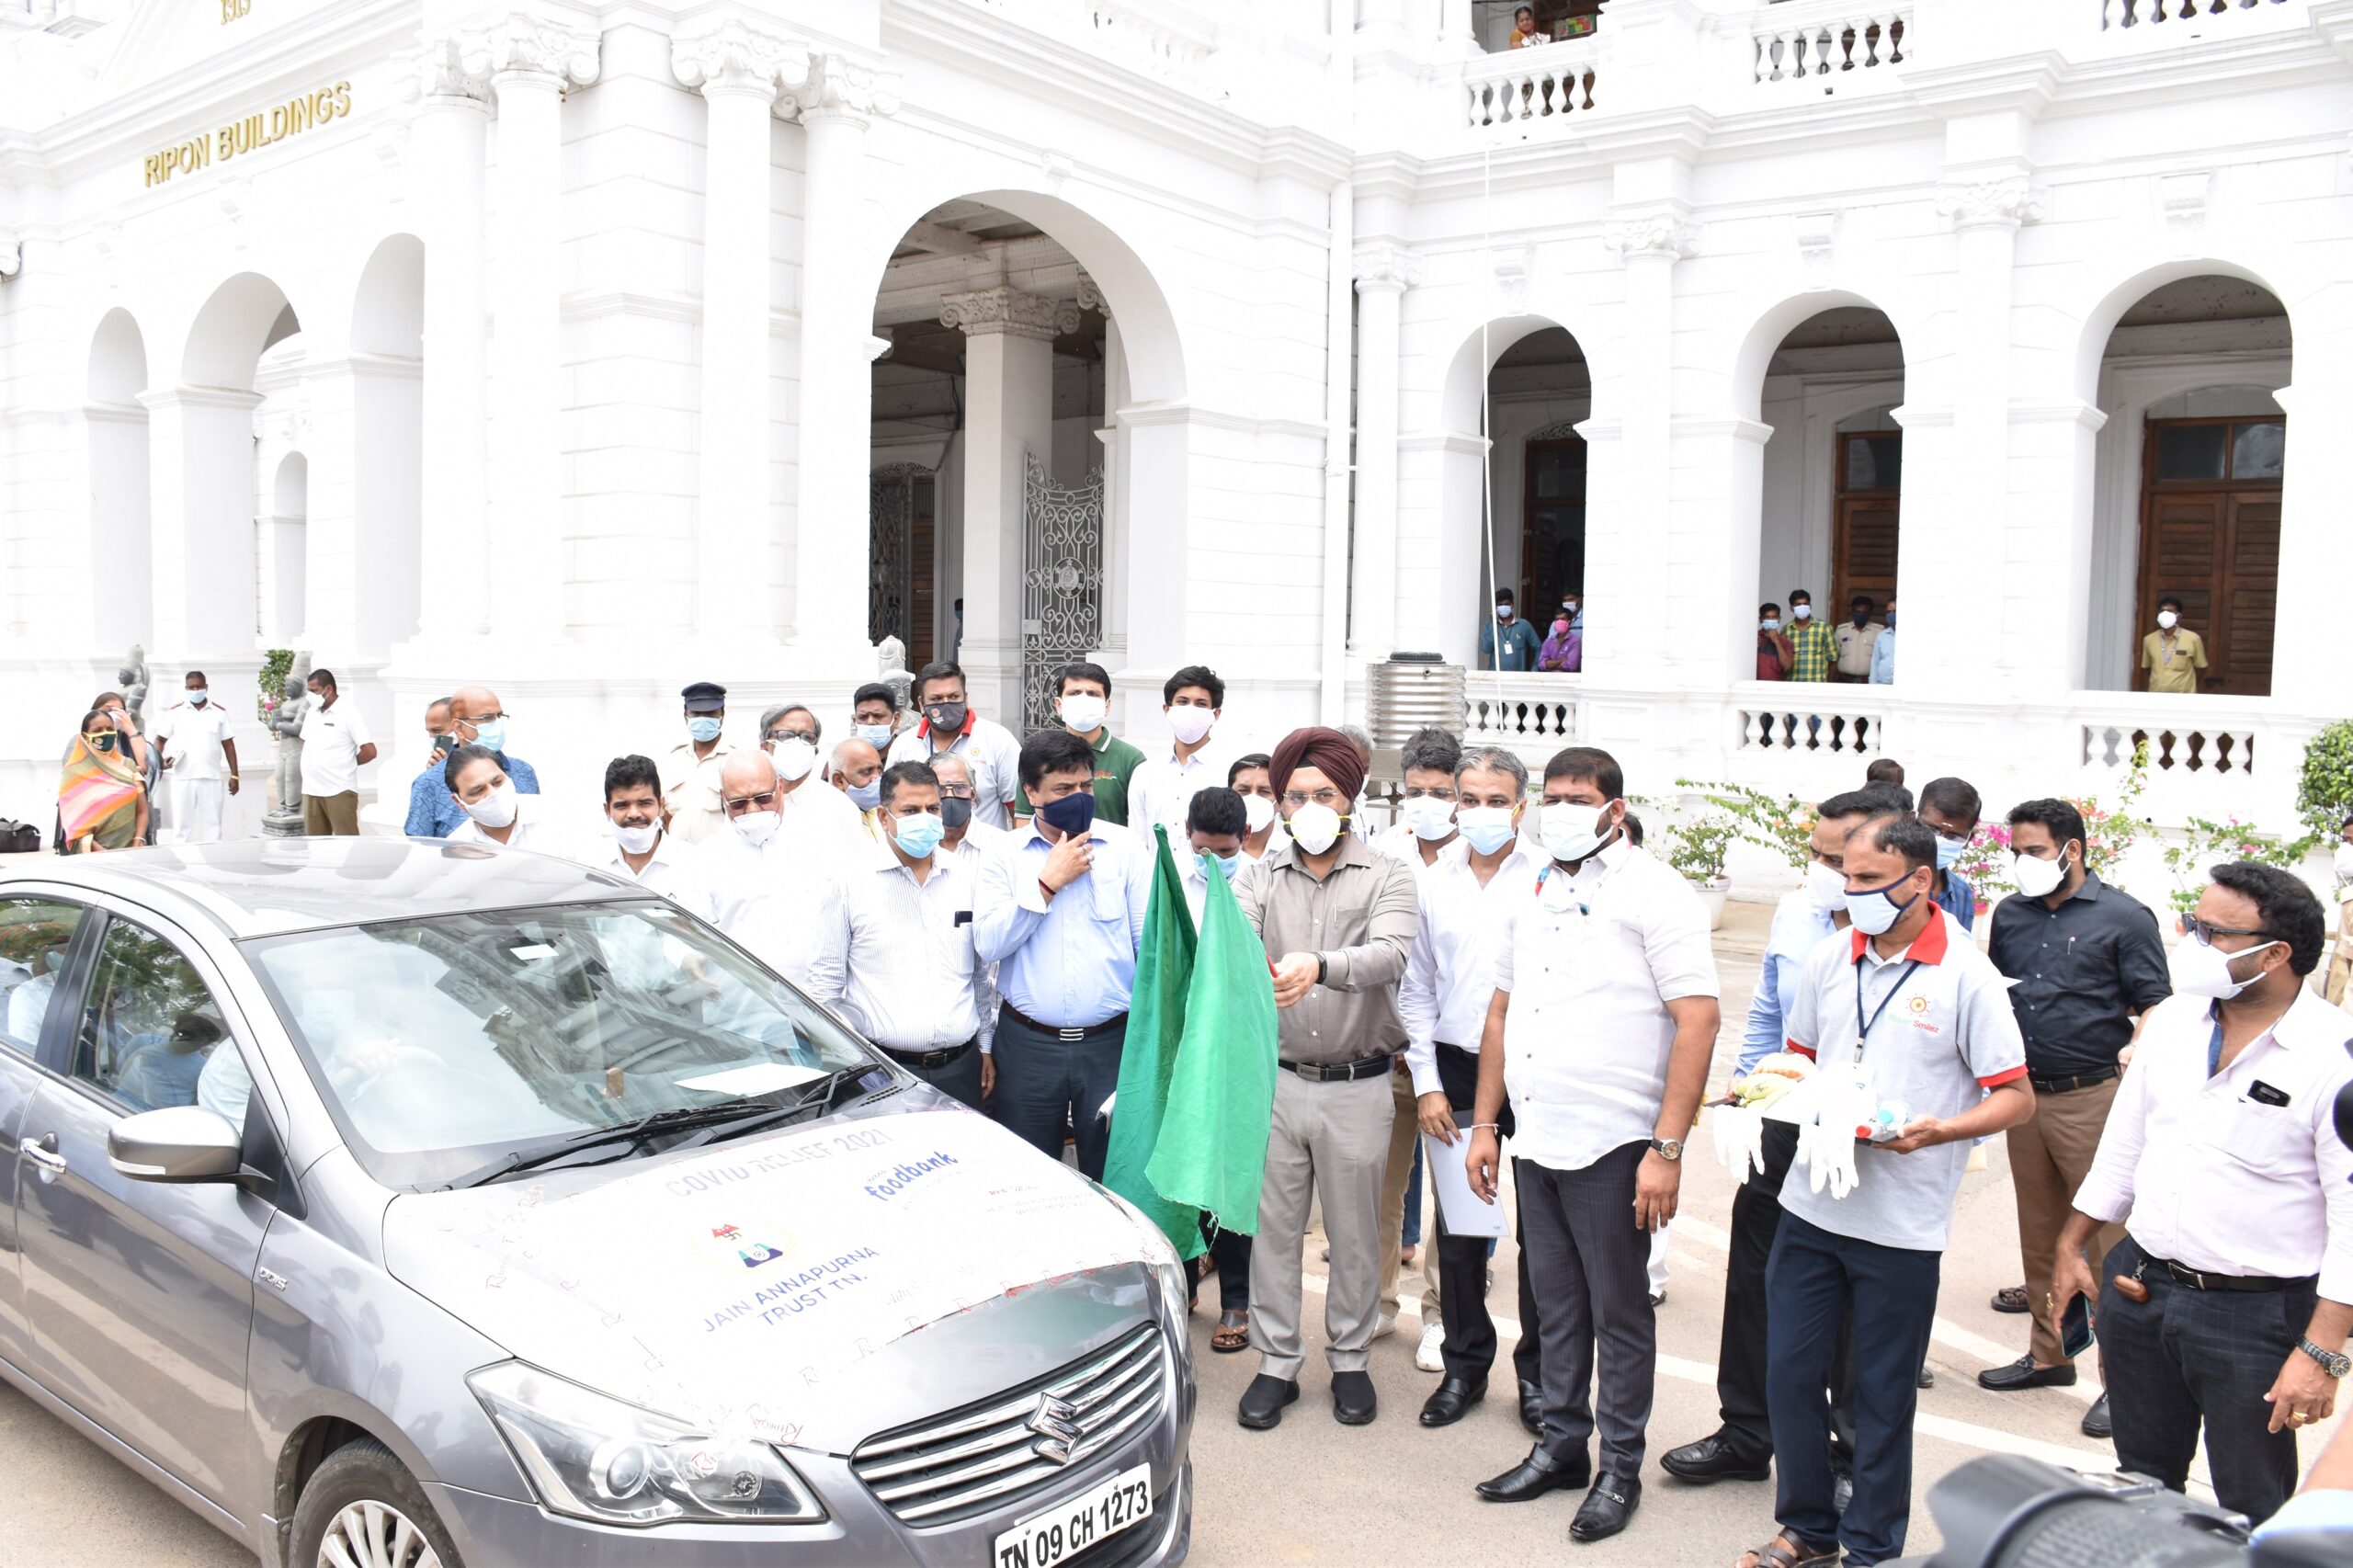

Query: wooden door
[[1521, 434, 1587, 614], [1832, 431, 1900, 617], [2136, 416, 2282, 696]]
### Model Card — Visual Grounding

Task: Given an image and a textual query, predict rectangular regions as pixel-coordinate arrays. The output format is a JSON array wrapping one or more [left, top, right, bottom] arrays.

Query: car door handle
[[20, 1133, 66, 1181]]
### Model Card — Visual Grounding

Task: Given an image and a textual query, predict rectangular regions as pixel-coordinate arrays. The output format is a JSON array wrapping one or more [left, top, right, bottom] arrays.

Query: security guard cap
[[681, 681, 727, 712]]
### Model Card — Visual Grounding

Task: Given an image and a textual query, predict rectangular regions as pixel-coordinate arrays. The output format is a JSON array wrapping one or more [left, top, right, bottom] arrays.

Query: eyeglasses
[[937, 785, 976, 799], [1930, 826, 1970, 846], [2181, 915, 2269, 947], [1281, 789, 1344, 808], [766, 732, 816, 748], [459, 711, 507, 728], [1401, 786, 1457, 802], [722, 791, 779, 814]]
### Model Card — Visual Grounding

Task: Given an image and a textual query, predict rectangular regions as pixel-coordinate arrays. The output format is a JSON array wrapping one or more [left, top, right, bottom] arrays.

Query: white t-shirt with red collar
[[883, 711, 1022, 832], [1782, 906, 2027, 1252]]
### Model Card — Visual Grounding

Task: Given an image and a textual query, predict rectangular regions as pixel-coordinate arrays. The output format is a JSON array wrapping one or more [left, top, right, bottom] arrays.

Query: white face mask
[[1287, 801, 1346, 856], [1760, 619, 1780, 632], [1402, 794, 1456, 842], [2157, 610, 2178, 630], [2012, 846, 2072, 900], [1167, 705, 1216, 746], [1060, 694, 1108, 733], [611, 820, 661, 855], [2169, 934, 2279, 1001], [1243, 793, 1278, 835], [769, 737, 817, 783], [462, 781, 520, 829], [1806, 859, 1847, 915], [1458, 805, 1518, 856], [1845, 872, 1920, 937], [1791, 605, 1813, 620], [853, 722, 894, 750], [732, 810, 779, 849], [1540, 800, 1617, 864], [1495, 605, 1515, 620]]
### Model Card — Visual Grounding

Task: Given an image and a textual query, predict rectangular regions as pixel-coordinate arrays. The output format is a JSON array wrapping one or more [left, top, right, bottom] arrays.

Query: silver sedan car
[[0, 841, 1194, 1568]]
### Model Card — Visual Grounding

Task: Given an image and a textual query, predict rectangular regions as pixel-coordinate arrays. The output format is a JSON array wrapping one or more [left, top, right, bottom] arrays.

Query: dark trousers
[[1720, 1121, 1857, 1469], [1767, 1214, 1940, 1567], [1188, 1219, 1253, 1312], [1518, 1142, 1655, 1475], [890, 1040, 982, 1112], [990, 1010, 1126, 1181], [2099, 1233, 2315, 1524], [1431, 1044, 1505, 1382], [1513, 1190, 1543, 1387]]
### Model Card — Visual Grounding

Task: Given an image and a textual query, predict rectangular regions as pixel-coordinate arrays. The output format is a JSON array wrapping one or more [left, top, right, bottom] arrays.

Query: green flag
[[1145, 837, 1279, 1236], [1101, 825, 1204, 1260]]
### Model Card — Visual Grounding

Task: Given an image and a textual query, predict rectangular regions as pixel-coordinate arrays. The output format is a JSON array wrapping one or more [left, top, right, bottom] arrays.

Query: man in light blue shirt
[[973, 730, 1152, 1179], [409, 687, 542, 837], [1869, 596, 1896, 685], [401, 698, 459, 836]]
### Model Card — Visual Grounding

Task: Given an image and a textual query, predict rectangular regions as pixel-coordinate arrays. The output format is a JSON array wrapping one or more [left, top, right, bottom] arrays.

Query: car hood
[[381, 1102, 1176, 1454]]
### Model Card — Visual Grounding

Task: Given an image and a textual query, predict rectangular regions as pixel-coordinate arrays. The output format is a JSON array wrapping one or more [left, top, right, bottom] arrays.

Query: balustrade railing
[[1752, 2, 1913, 87], [1733, 688, 1889, 756], [1461, 673, 1580, 750], [1464, 36, 1602, 127], [2100, 0, 2293, 28]]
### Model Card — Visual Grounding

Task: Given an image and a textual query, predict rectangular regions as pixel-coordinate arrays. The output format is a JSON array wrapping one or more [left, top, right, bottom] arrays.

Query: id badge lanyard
[[1841, 954, 1926, 1112]]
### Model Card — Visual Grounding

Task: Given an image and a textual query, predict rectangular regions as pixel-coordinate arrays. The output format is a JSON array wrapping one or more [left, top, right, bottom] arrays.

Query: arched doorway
[[85, 308, 153, 653], [346, 233, 426, 660], [2083, 273, 2290, 696], [262, 451, 309, 642], [866, 192, 1182, 734]]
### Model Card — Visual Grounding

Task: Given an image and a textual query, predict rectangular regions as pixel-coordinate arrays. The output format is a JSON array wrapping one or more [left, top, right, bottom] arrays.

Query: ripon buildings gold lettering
[[142, 82, 351, 187]]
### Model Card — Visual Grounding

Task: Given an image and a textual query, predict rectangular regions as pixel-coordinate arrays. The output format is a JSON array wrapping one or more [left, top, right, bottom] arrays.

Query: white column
[[790, 53, 899, 663], [142, 388, 263, 659], [1601, 210, 1694, 686], [462, 16, 600, 645], [675, 21, 807, 641], [945, 285, 1074, 722], [1349, 243, 1418, 664], [409, 43, 493, 641]]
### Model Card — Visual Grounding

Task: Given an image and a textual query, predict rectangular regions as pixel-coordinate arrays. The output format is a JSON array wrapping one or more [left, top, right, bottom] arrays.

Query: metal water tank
[[1367, 653, 1465, 749]]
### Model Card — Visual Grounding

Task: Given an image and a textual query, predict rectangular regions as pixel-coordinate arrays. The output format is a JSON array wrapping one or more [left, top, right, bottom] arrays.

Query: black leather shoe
[[1659, 1431, 1770, 1483], [1977, 1353, 2077, 1392], [1237, 1374, 1298, 1430], [1518, 1379, 1544, 1436], [1917, 1364, 1937, 1390], [1477, 1444, 1590, 1502], [1420, 1375, 1486, 1427], [1568, 1473, 1642, 1542], [1332, 1369, 1378, 1426], [2082, 1392, 2112, 1439], [1832, 1470, 1854, 1517]]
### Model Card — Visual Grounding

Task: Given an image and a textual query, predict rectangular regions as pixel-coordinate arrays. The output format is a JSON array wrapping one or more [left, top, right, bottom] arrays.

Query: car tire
[[289, 1436, 466, 1568]]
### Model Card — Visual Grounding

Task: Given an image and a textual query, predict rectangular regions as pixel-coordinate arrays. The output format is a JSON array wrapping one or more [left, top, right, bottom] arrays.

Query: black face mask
[[90, 733, 116, 753], [938, 797, 974, 831], [926, 702, 969, 735]]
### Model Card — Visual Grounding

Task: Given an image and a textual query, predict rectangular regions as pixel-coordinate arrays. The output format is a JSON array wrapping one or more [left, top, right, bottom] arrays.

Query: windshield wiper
[[669, 1066, 887, 1153], [441, 1099, 786, 1189]]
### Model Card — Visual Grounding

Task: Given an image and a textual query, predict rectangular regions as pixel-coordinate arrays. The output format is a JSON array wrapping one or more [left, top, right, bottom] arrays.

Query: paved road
[[1, 904, 2338, 1566]]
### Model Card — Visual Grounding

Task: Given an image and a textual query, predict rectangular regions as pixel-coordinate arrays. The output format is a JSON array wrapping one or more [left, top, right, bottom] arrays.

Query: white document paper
[[1423, 1120, 1510, 1239], [676, 1062, 830, 1096]]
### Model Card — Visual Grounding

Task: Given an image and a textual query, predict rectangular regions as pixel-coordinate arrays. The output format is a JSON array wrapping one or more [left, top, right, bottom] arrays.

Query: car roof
[[0, 839, 649, 939]]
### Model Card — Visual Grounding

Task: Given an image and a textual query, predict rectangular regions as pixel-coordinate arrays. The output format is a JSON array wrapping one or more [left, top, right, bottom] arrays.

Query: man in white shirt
[[745, 709, 868, 866], [1464, 745, 1719, 1544], [1126, 664, 1231, 840], [442, 745, 574, 857], [809, 760, 995, 1111], [579, 754, 692, 895], [297, 667, 376, 836], [1402, 744, 1539, 1426], [1373, 726, 1461, 869], [154, 669, 239, 845], [2056, 861, 2353, 1526], [884, 661, 1022, 832], [675, 750, 847, 990]]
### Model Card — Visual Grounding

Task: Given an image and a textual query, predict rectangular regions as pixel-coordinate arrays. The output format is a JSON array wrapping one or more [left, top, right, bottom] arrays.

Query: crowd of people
[[38, 653, 2353, 1562]]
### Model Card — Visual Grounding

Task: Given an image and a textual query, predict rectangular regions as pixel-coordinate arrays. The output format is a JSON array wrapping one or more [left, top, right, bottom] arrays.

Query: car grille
[[850, 1324, 1167, 1528]]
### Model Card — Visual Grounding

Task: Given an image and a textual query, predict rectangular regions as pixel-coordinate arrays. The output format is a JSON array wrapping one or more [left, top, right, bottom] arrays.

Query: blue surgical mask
[[1038, 790, 1097, 838], [847, 778, 882, 812], [892, 812, 946, 859], [1934, 835, 1966, 871], [854, 722, 894, 750], [187, 688, 209, 706], [687, 715, 722, 744], [1883, 611, 1896, 630], [1209, 850, 1243, 882], [1458, 806, 1518, 856], [470, 718, 507, 754]]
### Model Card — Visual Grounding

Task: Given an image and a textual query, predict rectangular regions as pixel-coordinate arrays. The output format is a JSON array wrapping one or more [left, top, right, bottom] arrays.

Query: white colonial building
[[2, 0, 2349, 849]]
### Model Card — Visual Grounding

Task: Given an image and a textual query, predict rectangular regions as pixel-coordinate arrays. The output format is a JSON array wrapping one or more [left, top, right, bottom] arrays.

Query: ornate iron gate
[[1020, 451, 1105, 733], [869, 464, 926, 646]]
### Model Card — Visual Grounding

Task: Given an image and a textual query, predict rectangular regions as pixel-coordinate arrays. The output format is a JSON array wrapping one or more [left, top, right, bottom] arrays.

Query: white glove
[[1807, 1074, 1875, 1200], [1711, 1102, 1768, 1185]]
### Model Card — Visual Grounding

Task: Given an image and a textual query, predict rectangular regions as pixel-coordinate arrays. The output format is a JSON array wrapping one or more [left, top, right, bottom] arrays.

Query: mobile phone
[[2060, 1292, 2095, 1360]]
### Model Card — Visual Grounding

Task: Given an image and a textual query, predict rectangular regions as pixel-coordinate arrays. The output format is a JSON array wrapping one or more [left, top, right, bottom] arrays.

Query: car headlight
[[1094, 1185, 1191, 1325], [469, 1362, 825, 1527]]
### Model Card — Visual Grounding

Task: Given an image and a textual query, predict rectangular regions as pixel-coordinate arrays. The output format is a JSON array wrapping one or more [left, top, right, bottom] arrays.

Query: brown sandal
[[1734, 1534, 1840, 1568], [1211, 1311, 1250, 1354]]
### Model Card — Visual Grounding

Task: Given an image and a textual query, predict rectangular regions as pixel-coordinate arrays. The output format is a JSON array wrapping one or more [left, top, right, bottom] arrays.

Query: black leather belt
[[2141, 1252, 2315, 1294], [879, 1038, 977, 1070], [999, 1002, 1126, 1042], [1279, 1054, 1392, 1084], [2029, 1066, 2120, 1095]]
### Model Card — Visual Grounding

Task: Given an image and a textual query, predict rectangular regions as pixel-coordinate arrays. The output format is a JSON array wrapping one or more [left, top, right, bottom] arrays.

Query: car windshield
[[241, 900, 882, 1189]]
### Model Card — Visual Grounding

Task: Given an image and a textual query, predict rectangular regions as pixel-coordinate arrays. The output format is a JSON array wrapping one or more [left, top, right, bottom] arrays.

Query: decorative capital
[[457, 13, 601, 90], [939, 285, 1081, 340], [672, 18, 810, 101], [1075, 270, 1106, 314], [790, 51, 900, 127], [1604, 211, 1698, 262], [1937, 175, 2042, 232], [1351, 242, 1422, 293], [413, 35, 493, 104]]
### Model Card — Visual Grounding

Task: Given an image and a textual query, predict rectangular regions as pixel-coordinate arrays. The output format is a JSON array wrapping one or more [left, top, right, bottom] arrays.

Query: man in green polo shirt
[[1015, 660, 1147, 825]]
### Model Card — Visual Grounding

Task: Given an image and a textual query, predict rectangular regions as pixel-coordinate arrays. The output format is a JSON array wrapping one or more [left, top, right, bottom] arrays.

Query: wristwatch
[[2300, 1337, 2350, 1380], [1648, 1137, 1684, 1163]]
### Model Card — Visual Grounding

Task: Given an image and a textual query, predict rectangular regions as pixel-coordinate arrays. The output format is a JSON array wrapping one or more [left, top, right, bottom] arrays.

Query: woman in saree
[[59, 708, 149, 852]]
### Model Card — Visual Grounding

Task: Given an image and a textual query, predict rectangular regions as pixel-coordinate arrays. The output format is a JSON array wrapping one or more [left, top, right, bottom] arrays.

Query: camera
[[1904, 1454, 2347, 1567]]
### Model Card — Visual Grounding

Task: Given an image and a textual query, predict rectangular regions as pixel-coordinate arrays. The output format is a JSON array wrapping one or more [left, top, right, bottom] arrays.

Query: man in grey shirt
[[1234, 726, 1418, 1432]]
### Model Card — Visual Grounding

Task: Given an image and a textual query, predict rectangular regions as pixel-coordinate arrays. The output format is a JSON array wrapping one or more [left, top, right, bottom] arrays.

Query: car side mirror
[[108, 1105, 244, 1183]]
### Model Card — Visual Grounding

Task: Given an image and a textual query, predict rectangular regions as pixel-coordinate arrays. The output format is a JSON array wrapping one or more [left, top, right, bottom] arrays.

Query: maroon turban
[[1269, 726, 1367, 806]]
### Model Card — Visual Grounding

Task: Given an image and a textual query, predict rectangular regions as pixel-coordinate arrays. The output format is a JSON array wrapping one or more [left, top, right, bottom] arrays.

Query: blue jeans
[[1766, 1214, 1940, 1566]]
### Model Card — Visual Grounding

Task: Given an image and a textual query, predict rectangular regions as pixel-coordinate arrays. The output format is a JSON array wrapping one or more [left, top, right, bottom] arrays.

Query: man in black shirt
[[1980, 798, 2170, 1438]]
